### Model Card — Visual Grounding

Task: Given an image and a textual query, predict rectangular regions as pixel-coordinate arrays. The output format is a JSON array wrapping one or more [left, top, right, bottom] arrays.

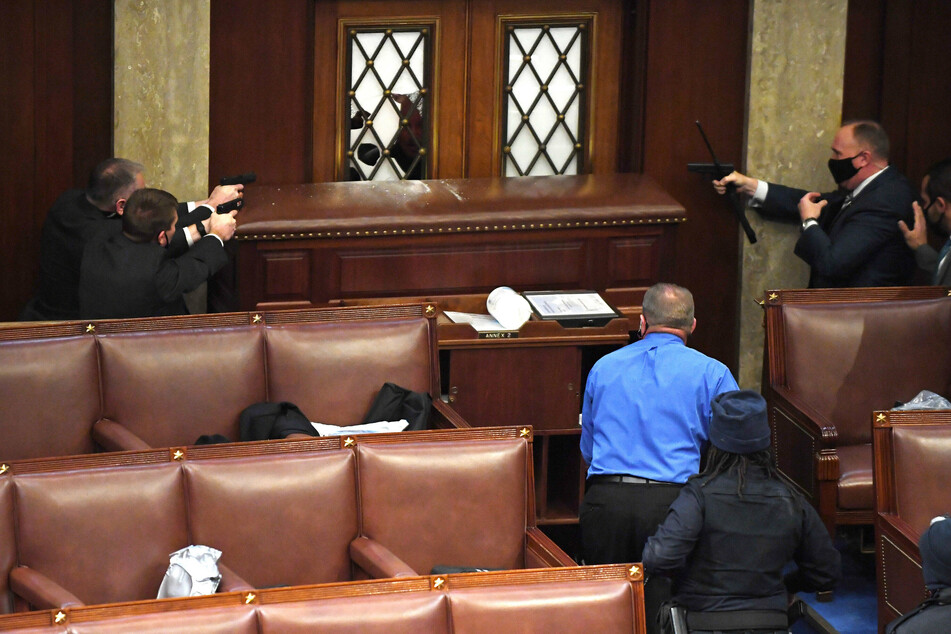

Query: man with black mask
[[78, 188, 237, 319], [899, 158, 951, 285], [714, 121, 916, 288]]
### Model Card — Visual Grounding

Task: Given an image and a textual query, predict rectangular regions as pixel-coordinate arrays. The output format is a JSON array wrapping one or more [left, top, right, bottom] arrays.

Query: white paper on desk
[[311, 420, 409, 436], [443, 310, 512, 332]]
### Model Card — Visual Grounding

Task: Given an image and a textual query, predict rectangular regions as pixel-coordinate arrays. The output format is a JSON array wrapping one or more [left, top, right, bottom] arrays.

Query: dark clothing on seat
[[885, 587, 951, 633], [642, 465, 840, 614]]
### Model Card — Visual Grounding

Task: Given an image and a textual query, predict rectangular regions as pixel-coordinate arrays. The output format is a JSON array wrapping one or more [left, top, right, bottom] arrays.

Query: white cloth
[[157, 545, 222, 599]]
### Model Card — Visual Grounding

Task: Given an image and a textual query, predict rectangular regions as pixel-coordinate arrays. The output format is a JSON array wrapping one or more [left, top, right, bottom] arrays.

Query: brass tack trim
[[234, 216, 686, 241], [0, 464, 9, 475], [54, 611, 67, 624], [86, 323, 96, 333], [876, 413, 887, 423], [628, 564, 641, 579], [432, 576, 446, 590], [519, 427, 531, 439], [252, 314, 263, 324], [245, 592, 257, 604], [172, 449, 185, 461], [344, 437, 356, 448], [425, 305, 436, 316], [768, 292, 779, 302]]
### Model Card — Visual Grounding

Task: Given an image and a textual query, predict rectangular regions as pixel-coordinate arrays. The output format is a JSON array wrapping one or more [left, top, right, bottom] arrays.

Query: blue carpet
[[794, 527, 878, 634]]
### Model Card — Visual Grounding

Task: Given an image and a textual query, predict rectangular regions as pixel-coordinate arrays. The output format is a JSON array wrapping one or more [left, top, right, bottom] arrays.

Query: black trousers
[[580, 480, 683, 634]]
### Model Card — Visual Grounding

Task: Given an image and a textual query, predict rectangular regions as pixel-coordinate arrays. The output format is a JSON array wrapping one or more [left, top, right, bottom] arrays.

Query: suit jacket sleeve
[[914, 244, 939, 276], [755, 182, 810, 223], [793, 200, 905, 284], [641, 483, 703, 575], [154, 236, 228, 303]]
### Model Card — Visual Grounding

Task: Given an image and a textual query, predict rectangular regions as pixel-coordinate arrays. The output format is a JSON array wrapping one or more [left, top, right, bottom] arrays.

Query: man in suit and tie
[[899, 158, 951, 285], [715, 120, 916, 288]]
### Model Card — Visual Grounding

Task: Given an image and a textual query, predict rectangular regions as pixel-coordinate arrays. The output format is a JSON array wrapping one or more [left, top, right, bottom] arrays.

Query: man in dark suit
[[21, 158, 243, 321], [715, 121, 916, 288], [79, 188, 237, 319], [899, 158, 951, 286]]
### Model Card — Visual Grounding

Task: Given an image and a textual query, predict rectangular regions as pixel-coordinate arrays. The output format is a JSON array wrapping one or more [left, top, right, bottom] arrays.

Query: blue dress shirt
[[581, 332, 739, 483]]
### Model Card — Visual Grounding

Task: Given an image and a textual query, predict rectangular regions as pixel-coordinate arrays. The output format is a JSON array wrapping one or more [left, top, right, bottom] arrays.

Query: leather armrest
[[92, 418, 151, 452], [217, 562, 254, 593], [9, 566, 84, 610], [431, 399, 471, 429], [769, 386, 839, 448], [525, 528, 576, 568], [349, 537, 418, 578]]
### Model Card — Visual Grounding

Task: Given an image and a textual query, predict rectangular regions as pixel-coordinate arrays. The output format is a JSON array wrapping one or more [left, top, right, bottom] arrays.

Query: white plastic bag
[[156, 545, 222, 599]]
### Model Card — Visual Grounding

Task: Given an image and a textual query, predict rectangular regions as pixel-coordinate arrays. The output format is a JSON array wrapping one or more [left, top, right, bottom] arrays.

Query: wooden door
[[312, 0, 625, 181]]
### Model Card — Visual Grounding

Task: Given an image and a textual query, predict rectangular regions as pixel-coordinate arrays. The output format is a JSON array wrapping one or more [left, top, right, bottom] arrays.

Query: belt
[[588, 474, 678, 486]]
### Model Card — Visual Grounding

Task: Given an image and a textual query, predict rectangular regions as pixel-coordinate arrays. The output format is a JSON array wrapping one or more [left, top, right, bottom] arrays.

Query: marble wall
[[114, 0, 210, 202], [738, 0, 848, 388]]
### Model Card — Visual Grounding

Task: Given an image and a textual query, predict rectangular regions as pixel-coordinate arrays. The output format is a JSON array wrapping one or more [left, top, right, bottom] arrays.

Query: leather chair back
[[0, 336, 99, 461], [265, 318, 433, 426], [449, 579, 638, 632], [891, 425, 951, 535], [98, 327, 266, 447], [783, 299, 951, 446], [13, 462, 186, 606], [356, 439, 528, 574], [69, 605, 258, 634], [257, 591, 450, 633], [184, 450, 358, 588]]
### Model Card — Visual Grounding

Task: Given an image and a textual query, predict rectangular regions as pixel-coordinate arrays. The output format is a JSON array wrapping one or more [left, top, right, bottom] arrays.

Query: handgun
[[219, 172, 257, 186]]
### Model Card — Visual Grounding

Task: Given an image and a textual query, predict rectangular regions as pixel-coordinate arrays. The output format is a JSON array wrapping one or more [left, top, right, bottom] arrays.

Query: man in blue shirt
[[580, 283, 738, 632]]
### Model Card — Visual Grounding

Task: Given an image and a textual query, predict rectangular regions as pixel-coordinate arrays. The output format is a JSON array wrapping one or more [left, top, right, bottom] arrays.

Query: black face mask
[[827, 153, 862, 184]]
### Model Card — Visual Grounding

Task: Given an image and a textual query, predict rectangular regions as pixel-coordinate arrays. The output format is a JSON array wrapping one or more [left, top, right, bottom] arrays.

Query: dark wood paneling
[[0, 0, 111, 321], [209, 0, 314, 186], [0, 3, 37, 320], [640, 0, 749, 371], [844, 0, 951, 186]]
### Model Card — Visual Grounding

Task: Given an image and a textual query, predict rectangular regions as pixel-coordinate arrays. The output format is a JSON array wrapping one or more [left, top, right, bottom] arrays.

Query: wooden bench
[[0, 304, 467, 462], [0, 564, 645, 633], [0, 427, 573, 614], [762, 286, 951, 534]]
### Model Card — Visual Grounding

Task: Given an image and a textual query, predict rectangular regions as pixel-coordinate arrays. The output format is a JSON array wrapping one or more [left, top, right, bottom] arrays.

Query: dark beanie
[[920, 515, 951, 589], [709, 390, 770, 454]]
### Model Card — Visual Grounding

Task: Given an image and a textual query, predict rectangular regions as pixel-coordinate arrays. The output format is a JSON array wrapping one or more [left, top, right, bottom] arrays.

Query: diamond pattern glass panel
[[345, 26, 431, 181], [502, 21, 588, 177]]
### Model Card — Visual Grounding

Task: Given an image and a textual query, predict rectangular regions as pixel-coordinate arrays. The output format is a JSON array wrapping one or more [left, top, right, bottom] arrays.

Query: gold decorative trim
[[876, 412, 887, 423], [172, 449, 185, 461], [432, 576, 447, 590], [424, 304, 436, 316], [519, 427, 532, 439], [628, 564, 641, 579], [252, 314, 263, 324], [0, 464, 8, 475], [245, 592, 257, 604], [85, 323, 96, 333], [344, 437, 356, 448], [54, 611, 67, 624], [768, 292, 779, 302], [236, 216, 687, 241]]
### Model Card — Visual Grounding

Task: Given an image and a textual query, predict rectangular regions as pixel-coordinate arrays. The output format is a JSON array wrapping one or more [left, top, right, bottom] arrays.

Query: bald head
[[642, 283, 695, 331]]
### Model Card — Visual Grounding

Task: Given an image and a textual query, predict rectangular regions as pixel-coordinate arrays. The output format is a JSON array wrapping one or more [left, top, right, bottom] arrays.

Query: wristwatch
[[800, 218, 818, 233], [196, 221, 208, 237]]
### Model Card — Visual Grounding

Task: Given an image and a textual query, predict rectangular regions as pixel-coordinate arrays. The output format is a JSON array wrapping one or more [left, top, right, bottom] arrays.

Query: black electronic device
[[216, 198, 244, 214], [219, 172, 257, 186]]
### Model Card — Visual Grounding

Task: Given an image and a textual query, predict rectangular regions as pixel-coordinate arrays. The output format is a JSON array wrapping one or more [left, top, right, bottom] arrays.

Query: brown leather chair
[[762, 287, 951, 534], [873, 409, 951, 627], [9, 462, 242, 610]]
